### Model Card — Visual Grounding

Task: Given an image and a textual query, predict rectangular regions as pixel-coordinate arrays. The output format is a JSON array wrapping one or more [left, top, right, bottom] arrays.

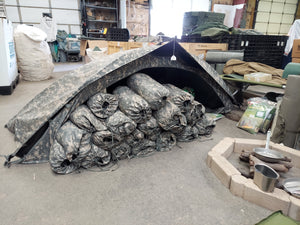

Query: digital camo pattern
[[127, 73, 170, 110], [87, 92, 118, 119], [156, 132, 177, 152], [113, 86, 152, 123], [194, 114, 216, 136], [49, 128, 91, 174], [69, 105, 107, 132], [111, 142, 131, 160], [185, 101, 205, 126], [126, 129, 145, 149], [106, 110, 137, 137], [164, 83, 194, 114], [81, 144, 111, 169], [91, 130, 123, 151], [153, 101, 187, 134], [5, 41, 235, 166], [137, 117, 160, 136], [131, 139, 156, 156], [176, 125, 199, 142], [55, 121, 86, 161]]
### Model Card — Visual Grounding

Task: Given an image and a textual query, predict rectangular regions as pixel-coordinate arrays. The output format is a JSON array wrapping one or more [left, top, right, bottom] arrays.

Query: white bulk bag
[[14, 24, 54, 81]]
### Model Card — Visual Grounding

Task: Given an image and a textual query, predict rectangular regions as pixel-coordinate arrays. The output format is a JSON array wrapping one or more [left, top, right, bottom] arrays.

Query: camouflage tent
[[5, 40, 236, 165]]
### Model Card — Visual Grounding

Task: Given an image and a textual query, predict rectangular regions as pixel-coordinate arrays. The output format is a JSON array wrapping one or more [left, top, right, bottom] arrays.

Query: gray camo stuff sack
[[113, 86, 152, 123], [87, 92, 118, 119], [127, 73, 170, 110]]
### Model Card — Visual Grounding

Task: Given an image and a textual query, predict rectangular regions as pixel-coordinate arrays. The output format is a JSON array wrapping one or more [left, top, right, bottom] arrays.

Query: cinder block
[[243, 180, 291, 215], [211, 137, 235, 158], [206, 151, 219, 168], [288, 196, 300, 221], [210, 155, 241, 188], [230, 175, 248, 197], [270, 143, 300, 166], [234, 138, 265, 153]]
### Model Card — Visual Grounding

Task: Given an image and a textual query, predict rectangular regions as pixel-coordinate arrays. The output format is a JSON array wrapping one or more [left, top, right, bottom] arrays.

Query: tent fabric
[[5, 41, 235, 165]]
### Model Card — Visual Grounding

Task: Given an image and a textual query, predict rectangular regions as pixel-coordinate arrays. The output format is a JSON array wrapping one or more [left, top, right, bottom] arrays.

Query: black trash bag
[[81, 144, 111, 169], [153, 101, 187, 133], [106, 110, 137, 136], [87, 92, 118, 119], [156, 132, 177, 152], [49, 122, 90, 174], [127, 73, 169, 110], [69, 105, 107, 132], [164, 84, 194, 114], [91, 130, 123, 150], [137, 117, 160, 137], [113, 86, 152, 123], [176, 125, 199, 142], [185, 101, 205, 126], [111, 142, 131, 160], [194, 114, 216, 136]]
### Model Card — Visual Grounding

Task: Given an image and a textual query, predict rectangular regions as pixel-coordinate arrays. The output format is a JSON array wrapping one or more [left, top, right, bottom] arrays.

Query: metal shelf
[[88, 20, 117, 23], [86, 4, 117, 10]]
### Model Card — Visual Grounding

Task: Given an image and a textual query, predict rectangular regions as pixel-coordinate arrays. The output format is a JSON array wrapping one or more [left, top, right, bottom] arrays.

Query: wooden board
[[245, 0, 256, 29]]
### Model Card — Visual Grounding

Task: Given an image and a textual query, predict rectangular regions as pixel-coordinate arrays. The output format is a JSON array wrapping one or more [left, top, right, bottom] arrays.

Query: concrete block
[[243, 180, 291, 215], [211, 137, 234, 158], [288, 196, 300, 221], [270, 143, 300, 166], [206, 151, 218, 168], [210, 155, 241, 188], [234, 138, 265, 153], [230, 175, 248, 198]]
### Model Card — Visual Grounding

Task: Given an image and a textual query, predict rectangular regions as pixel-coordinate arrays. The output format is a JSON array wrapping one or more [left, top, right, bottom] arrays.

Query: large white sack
[[14, 24, 54, 81]]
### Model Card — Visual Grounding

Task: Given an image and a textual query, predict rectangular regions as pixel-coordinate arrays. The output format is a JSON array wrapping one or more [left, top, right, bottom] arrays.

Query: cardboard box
[[292, 57, 300, 63], [80, 40, 108, 56], [292, 39, 300, 58]]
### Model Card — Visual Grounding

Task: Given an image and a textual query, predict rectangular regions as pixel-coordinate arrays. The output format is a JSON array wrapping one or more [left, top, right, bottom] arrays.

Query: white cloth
[[284, 19, 300, 55], [38, 16, 57, 42]]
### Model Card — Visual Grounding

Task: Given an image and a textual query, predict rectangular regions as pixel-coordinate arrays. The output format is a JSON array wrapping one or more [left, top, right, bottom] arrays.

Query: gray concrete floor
[[0, 62, 272, 225]]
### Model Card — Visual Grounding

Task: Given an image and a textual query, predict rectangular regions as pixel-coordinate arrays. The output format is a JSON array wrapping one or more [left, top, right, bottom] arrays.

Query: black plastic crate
[[180, 34, 214, 43], [220, 34, 288, 68], [106, 28, 129, 42]]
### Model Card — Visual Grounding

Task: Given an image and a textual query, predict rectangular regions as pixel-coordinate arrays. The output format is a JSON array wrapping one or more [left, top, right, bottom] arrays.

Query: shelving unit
[[81, 0, 119, 39]]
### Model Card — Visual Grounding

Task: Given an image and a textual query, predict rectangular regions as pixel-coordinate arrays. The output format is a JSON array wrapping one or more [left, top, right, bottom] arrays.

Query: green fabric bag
[[256, 211, 300, 225]]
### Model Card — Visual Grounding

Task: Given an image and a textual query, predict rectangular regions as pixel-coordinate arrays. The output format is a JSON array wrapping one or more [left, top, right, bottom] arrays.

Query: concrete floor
[[0, 62, 272, 225]]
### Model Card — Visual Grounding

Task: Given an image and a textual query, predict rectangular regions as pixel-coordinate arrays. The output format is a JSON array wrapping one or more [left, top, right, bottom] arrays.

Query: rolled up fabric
[[113, 86, 152, 123], [127, 73, 169, 110], [49, 123, 90, 174], [153, 101, 187, 133], [164, 84, 194, 114], [126, 129, 145, 148], [91, 130, 123, 150], [176, 126, 199, 142], [69, 105, 107, 132], [185, 101, 205, 126], [194, 114, 216, 136], [81, 144, 111, 169], [106, 110, 137, 136], [137, 117, 160, 137], [111, 142, 131, 160], [131, 139, 156, 156], [156, 132, 176, 152], [87, 92, 118, 119]]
